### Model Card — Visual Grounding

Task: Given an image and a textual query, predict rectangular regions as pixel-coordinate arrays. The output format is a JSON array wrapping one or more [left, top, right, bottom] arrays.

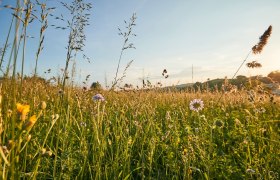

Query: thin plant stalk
[[34, 1, 50, 76], [217, 50, 251, 103], [10, 1, 22, 178], [5, 33, 22, 78], [111, 13, 137, 89], [0, 16, 14, 73], [20, 1, 33, 95], [20, 25, 27, 94], [217, 25, 272, 103], [57, 1, 91, 90]]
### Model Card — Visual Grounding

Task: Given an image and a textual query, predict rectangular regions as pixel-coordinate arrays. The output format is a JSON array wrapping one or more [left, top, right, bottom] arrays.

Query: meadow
[[0, 80, 279, 179], [0, 0, 280, 179]]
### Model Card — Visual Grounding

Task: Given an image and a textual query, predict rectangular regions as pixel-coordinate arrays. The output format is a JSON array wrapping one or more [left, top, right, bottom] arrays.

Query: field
[[0, 78, 279, 179], [0, 0, 280, 179]]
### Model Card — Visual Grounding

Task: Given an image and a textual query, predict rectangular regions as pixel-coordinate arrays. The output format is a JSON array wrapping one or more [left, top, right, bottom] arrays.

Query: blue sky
[[0, 0, 280, 87]]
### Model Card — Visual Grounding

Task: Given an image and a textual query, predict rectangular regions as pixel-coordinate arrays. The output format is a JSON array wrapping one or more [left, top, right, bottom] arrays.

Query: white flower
[[189, 99, 204, 112]]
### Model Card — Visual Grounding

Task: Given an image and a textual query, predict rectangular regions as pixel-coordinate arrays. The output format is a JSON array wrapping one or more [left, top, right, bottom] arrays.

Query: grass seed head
[[252, 25, 272, 54], [246, 61, 262, 68]]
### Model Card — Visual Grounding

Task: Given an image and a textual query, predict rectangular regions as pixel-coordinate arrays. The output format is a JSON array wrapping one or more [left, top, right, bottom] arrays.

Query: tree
[[90, 81, 102, 90], [268, 70, 280, 83], [236, 75, 247, 80]]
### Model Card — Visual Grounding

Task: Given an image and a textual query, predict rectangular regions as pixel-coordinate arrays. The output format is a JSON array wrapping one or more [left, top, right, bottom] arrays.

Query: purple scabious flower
[[92, 94, 105, 102], [189, 99, 204, 112]]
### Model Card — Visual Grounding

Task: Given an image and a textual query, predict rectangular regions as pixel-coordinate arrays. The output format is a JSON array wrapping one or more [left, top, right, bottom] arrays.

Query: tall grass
[[0, 80, 279, 179], [112, 13, 137, 90]]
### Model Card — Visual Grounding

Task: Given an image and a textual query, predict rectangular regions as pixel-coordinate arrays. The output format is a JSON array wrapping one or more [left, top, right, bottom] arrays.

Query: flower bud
[[40, 101, 47, 110], [26, 135, 32, 141], [41, 148, 46, 155]]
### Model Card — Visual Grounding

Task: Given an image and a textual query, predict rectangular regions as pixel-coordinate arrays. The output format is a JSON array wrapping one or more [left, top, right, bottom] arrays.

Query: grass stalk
[[0, 16, 14, 73]]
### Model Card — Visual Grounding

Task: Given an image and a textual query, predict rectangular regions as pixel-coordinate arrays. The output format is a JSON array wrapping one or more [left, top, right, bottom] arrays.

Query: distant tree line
[[268, 70, 280, 83]]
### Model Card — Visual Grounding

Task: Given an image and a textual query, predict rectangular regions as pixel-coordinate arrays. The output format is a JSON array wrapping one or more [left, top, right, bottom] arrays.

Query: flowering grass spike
[[189, 99, 204, 112]]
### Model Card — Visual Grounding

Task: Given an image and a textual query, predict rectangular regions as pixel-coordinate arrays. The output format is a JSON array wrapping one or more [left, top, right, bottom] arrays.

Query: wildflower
[[16, 103, 30, 114], [16, 103, 30, 121], [23, 115, 37, 131], [189, 99, 204, 112], [92, 94, 105, 102]]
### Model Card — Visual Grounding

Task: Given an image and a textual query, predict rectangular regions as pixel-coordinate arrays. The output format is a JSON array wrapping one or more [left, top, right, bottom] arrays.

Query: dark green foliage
[[90, 81, 102, 90], [268, 70, 280, 83]]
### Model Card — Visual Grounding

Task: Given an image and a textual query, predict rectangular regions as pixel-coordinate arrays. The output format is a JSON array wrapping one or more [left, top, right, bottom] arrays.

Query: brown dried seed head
[[252, 25, 272, 54], [246, 61, 262, 68]]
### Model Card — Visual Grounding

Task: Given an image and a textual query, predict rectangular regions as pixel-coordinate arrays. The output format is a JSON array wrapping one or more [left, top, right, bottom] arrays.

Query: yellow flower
[[23, 115, 37, 131], [16, 103, 30, 114], [16, 103, 30, 121]]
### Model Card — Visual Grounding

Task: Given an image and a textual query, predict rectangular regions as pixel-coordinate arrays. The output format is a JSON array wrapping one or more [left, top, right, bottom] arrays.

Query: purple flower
[[92, 94, 105, 102], [189, 99, 204, 112]]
